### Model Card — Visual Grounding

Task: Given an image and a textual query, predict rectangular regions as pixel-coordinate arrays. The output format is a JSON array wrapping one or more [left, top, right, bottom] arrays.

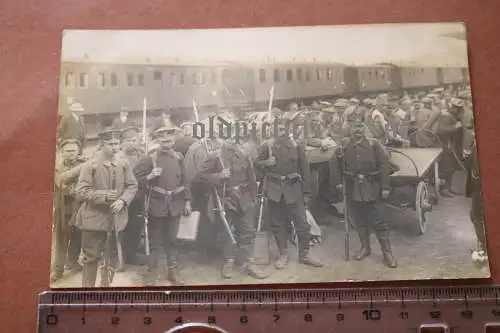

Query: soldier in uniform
[[134, 124, 192, 285], [330, 109, 398, 268], [197, 135, 268, 279], [255, 120, 323, 269], [51, 139, 87, 283], [57, 103, 86, 151], [115, 126, 146, 265], [75, 127, 138, 287], [465, 134, 487, 261]]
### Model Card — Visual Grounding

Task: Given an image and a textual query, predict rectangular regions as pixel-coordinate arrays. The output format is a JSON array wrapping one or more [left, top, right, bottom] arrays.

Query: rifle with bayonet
[[101, 167, 117, 287], [142, 97, 151, 256], [192, 99, 236, 245]]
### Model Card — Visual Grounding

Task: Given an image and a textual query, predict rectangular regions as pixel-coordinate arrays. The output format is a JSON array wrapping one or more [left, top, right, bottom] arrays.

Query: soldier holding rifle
[[75, 126, 138, 287], [255, 120, 323, 270], [134, 123, 192, 285], [51, 139, 87, 283], [330, 109, 397, 268], [198, 132, 269, 280]]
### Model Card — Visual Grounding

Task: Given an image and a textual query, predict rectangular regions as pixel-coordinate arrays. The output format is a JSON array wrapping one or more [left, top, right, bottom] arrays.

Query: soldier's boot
[[166, 252, 184, 286], [82, 262, 98, 288], [275, 252, 290, 270], [354, 228, 371, 261], [241, 260, 270, 280], [221, 259, 234, 279], [298, 237, 324, 267], [375, 232, 398, 268], [50, 267, 64, 283]]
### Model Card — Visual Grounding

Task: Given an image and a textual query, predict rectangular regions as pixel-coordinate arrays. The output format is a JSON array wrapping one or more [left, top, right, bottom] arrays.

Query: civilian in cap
[[349, 98, 360, 105], [134, 123, 191, 285], [114, 126, 148, 266], [435, 97, 465, 197], [75, 126, 138, 287], [112, 111, 135, 130], [329, 111, 397, 268], [57, 102, 86, 151], [51, 138, 88, 283], [173, 121, 198, 157]]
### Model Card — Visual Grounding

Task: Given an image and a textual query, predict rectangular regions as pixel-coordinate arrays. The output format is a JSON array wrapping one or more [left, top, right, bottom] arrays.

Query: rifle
[[101, 166, 116, 287], [192, 99, 236, 245], [339, 142, 350, 261], [142, 97, 151, 256]]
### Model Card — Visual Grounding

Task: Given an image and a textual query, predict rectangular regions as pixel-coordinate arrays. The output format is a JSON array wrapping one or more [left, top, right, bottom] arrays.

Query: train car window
[[97, 72, 106, 88], [198, 72, 206, 85], [137, 73, 144, 86], [305, 69, 310, 81], [259, 69, 266, 83], [170, 73, 177, 86], [368, 71, 372, 80], [153, 71, 162, 81], [65, 72, 75, 88], [110, 72, 118, 87], [180, 72, 185, 85], [78, 73, 88, 89], [326, 68, 333, 81], [286, 69, 293, 82], [374, 71, 378, 80], [274, 69, 280, 82], [127, 73, 134, 86], [190, 72, 197, 85], [316, 68, 322, 80], [296, 68, 303, 82]]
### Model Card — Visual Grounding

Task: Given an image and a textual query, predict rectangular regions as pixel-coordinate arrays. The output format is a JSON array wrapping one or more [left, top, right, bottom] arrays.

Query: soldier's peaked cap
[[60, 138, 82, 149], [421, 97, 433, 104]]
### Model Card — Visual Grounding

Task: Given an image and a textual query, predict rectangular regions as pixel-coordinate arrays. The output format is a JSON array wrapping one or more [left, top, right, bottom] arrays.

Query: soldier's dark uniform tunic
[[134, 144, 190, 284], [75, 136, 138, 287], [198, 142, 267, 279], [465, 140, 486, 251], [330, 123, 397, 268], [51, 140, 87, 282], [255, 133, 323, 269]]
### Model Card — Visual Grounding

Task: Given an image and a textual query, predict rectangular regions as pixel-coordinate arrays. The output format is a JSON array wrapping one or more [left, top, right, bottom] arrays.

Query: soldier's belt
[[343, 171, 380, 181], [151, 186, 184, 196], [266, 172, 302, 183]]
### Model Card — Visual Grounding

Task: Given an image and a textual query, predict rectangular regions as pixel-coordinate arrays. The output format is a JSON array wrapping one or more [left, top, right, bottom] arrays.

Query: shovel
[[252, 185, 271, 265]]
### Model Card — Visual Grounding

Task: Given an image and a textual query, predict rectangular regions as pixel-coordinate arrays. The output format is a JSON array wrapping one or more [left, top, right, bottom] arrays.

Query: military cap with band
[[450, 97, 465, 108], [334, 100, 348, 108], [60, 138, 82, 149], [98, 127, 122, 140], [421, 97, 433, 104], [121, 126, 140, 139], [349, 98, 360, 104], [433, 87, 445, 93]]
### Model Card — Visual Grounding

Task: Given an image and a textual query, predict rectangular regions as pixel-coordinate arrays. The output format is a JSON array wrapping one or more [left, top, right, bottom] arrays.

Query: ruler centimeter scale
[[38, 286, 500, 333]]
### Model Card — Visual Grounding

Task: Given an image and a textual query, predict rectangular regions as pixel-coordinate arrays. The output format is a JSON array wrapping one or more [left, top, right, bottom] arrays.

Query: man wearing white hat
[[57, 102, 86, 150]]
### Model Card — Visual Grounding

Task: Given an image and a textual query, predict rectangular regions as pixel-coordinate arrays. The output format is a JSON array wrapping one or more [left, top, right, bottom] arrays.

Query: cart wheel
[[415, 181, 432, 235]]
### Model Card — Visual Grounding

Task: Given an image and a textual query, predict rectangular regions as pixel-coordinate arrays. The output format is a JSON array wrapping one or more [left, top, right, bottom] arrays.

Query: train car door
[[389, 66, 403, 95], [342, 67, 359, 94], [220, 67, 255, 107], [436, 68, 444, 85]]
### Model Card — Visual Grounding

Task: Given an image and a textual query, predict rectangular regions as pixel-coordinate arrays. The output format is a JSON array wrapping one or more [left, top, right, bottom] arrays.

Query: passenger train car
[[58, 60, 469, 133]]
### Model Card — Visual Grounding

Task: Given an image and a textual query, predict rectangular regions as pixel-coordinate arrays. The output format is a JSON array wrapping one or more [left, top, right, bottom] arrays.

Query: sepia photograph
[[50, 23, 490, 288]]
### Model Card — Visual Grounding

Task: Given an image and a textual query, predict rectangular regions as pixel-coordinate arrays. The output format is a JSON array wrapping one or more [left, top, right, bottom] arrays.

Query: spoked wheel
[[415, 181, 433, 235]]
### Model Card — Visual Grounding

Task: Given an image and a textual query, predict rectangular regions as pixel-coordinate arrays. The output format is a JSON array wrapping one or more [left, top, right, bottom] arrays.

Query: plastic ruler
[[37, 286, 500, 333]]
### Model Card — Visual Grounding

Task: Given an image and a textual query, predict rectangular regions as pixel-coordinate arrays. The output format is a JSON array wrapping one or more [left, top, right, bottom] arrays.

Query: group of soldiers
[[52, 82, 487, 287]]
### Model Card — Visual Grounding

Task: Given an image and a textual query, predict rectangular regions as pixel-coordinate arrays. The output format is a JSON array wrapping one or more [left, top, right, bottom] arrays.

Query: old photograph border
[[50, 22, 490, 288]]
